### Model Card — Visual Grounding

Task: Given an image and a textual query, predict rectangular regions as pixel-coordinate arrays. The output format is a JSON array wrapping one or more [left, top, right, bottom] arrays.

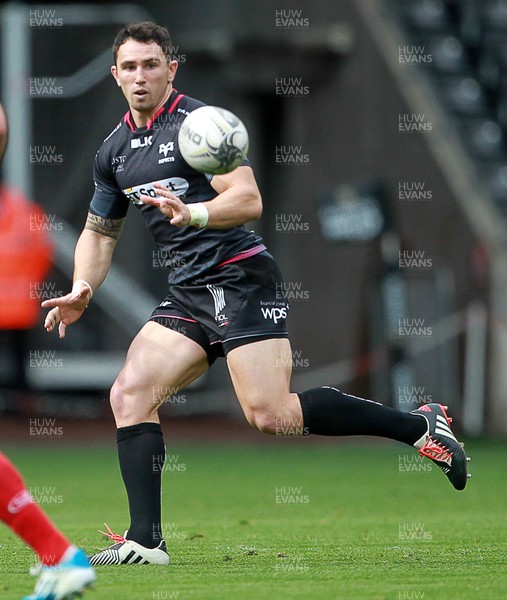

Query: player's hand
[[140, 182, 191, 226], [41, 284, 91, 339]]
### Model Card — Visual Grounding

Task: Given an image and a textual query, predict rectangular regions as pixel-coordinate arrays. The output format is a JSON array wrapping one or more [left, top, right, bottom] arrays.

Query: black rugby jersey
[[89, 89, 264, 284]]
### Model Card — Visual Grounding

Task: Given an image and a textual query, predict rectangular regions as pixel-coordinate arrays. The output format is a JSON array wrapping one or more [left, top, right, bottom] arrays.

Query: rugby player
[[42, 22, 470, 566], [0, 453, 96, 598]]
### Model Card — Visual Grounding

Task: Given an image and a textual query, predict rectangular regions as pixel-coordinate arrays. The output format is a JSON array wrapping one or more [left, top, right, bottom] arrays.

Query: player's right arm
[[42, 137, 129, 338], [74, 212, 124, 293], [42, 213, 124, 338]]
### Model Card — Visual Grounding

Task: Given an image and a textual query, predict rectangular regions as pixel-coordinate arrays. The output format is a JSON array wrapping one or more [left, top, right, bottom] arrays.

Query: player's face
[[111, 39, 178, 115]]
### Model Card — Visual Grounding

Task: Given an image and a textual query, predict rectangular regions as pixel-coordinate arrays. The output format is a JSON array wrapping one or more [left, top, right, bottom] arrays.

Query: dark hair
[[113, 21, 173, 64]]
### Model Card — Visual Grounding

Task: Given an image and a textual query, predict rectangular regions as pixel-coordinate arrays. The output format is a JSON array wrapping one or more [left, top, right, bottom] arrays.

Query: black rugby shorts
[[149, 252, 289, 365]]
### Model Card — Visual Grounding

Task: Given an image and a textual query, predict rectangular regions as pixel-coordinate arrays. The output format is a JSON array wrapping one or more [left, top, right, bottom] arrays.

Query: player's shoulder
[[94, 117, 128, 167], [99, 118, 127, 149], [173, 93, 207, 118]]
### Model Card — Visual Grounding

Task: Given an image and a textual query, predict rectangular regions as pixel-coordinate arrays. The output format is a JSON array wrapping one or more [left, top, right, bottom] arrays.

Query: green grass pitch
[[1, 438, 506, 599]]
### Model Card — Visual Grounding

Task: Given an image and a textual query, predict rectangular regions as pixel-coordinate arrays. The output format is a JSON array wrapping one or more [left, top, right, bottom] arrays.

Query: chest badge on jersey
[[158, 142, 175, 164]]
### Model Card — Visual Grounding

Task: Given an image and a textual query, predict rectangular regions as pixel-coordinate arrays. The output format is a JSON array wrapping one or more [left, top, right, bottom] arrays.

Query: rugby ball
[[178, 105, 249, 175]]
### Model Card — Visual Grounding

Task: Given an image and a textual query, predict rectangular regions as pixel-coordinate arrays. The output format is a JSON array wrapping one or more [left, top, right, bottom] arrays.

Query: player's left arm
[[141, 166, 262, 228]]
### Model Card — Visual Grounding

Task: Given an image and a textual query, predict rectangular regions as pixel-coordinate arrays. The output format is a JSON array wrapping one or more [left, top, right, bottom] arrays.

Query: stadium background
[[1, 2, 507, 598]]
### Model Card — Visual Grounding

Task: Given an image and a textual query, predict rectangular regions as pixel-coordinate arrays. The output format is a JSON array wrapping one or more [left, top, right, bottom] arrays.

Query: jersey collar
[[123, 89, 185, 132]]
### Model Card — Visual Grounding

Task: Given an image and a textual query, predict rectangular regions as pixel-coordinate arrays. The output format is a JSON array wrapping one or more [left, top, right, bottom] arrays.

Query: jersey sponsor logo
[[112, 154, 126, 173], [7, 490, 33, 514], [123, 177, 189, 205], [131, 135, 153, 149], [158, 141, 175, 164], [177, 107, 190, 116], [261, 306, 288, 324]]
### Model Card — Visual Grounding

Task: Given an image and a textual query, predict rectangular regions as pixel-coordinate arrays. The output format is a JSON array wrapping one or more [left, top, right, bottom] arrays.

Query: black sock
[[116, 422, 165, 548], [298, 386, 427, 446]]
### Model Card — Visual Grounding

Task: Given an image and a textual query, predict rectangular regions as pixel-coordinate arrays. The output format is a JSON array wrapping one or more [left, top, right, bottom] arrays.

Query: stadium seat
[[426, 34, 469, 74], [460, 118, 505, 159], [399, 0, 451, 32], [439, 75, 488, 116], [483, 0, 507, 32]]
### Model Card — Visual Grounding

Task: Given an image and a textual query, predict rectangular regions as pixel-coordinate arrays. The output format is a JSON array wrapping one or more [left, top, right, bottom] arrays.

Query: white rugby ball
[[178, 105, 249, 175]]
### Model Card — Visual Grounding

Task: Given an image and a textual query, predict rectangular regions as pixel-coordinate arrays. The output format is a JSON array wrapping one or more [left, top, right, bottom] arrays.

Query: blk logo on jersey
[[158, 141, 175, 164], [131, 136, 152, 149]]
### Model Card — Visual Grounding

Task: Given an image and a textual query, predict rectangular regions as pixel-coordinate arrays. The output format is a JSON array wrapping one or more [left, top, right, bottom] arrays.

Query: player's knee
[[110, 377, 127, 418], [110, 375, 150, 424], [246, 408, 277, 435]]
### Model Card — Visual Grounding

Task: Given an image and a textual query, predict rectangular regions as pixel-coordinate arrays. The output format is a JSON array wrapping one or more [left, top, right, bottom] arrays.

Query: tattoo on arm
[[85, 212, 125, 240]]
